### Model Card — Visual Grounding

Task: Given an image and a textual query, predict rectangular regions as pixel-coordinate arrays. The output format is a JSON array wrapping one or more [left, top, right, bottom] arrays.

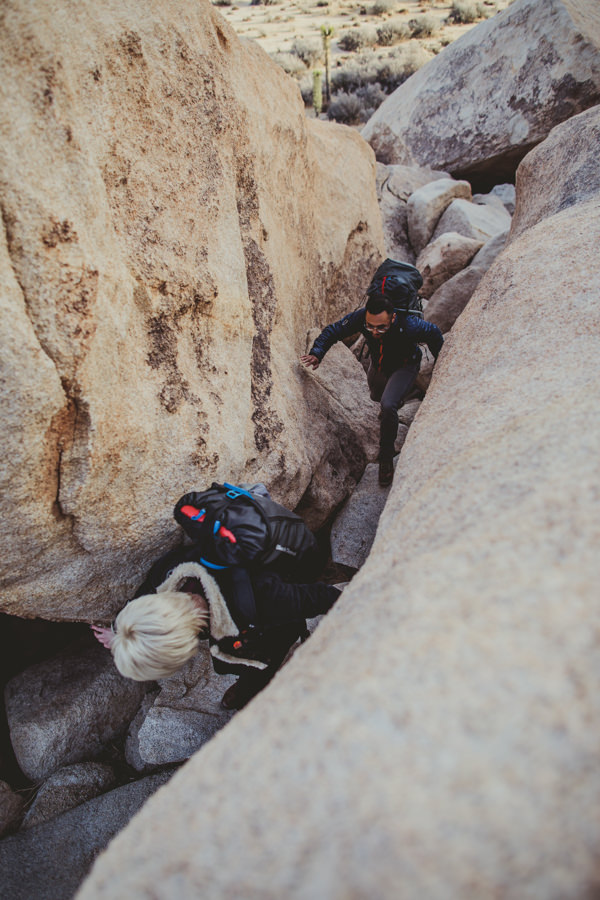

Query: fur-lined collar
[[156, 561, 267, 670]]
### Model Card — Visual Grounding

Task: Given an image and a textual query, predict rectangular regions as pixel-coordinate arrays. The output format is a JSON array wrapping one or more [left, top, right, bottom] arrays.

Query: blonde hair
[[112, 591, 208, 681]]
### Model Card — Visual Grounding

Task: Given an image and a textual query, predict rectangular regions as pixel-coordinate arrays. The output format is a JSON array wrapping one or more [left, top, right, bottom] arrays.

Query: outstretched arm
[[300, 309, 365, 367]]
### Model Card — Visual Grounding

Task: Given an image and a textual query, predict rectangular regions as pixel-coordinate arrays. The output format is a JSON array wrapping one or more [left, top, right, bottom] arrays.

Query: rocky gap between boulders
[[0, 159, 515, 843]]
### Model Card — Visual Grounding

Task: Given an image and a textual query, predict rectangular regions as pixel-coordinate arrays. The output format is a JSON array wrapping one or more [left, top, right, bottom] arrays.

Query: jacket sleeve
[[309, 309, 365, 361], [405, 316, 444, 359], [252, 572, 341, 626]]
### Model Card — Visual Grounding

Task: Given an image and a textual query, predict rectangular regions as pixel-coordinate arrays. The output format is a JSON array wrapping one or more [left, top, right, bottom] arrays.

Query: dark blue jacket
[[310, 308, 443, 377]]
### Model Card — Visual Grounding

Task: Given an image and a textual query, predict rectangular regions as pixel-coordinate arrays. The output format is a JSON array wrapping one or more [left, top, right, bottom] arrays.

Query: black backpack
[[366, 258, 424, 317], [173, 483, 317, 571]]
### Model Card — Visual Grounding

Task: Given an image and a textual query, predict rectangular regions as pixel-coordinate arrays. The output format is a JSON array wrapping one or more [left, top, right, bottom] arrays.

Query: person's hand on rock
[[300, 354, 320, 369], [91, 624, 115, 649]]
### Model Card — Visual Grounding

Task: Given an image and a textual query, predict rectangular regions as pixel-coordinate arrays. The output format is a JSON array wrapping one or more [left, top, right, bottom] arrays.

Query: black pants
[[367, 363, 419, 460]]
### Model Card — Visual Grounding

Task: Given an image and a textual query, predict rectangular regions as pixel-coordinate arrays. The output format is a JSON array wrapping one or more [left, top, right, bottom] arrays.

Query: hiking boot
[[378, 457, 394, 487], [220, 673, 269, 710]]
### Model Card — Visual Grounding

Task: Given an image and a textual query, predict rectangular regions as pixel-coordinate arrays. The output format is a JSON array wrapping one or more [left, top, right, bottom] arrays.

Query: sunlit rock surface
[[0, 0, 384, 621]]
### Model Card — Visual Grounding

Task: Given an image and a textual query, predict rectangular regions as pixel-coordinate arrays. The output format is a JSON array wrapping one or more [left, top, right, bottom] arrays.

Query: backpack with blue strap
[[173, 483, 317, 571]]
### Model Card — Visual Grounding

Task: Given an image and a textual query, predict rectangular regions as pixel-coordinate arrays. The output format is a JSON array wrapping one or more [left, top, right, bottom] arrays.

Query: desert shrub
[[251, 0, 276, 5], [408, 14, 438, 37], [338, 31, 362, 52], [376, 22, 409, 45], [270, 51, 308, 76], [291, 38, 323, 67], [376, 42, 432, 88], [370, 0, 396, 15], [447, 1, 490, 23], [355, 82, 388, 117], [337, 26, 377, 52], [326, 92, 364, 124], [331, 50, 378, 92], [330, 63, 364, 93], [329, 42, 430, 95], [213, 0, 232, 6], [325, 41, 431, 122], [316, 0, 329, 6], [327, 83, 388, 124]]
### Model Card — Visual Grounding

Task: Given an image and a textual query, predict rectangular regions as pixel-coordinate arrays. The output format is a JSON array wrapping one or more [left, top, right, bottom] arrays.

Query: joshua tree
[[312, 69, 323, 117], [321, 25, 334, 103]]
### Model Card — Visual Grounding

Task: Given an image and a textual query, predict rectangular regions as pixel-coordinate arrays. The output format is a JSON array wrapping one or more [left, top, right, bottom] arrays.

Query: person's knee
[[380, 397, 398, 415]]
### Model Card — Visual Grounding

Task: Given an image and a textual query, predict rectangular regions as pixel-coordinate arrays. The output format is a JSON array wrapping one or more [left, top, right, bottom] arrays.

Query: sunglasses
[[364, 323, 390, 333]]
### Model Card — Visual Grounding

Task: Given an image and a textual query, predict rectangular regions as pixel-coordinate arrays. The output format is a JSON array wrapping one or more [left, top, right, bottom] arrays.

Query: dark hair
[[365, 293, 394, 315]]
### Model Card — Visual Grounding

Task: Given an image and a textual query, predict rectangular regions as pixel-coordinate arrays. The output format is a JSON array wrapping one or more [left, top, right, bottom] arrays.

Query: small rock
[[490, 183, 516, 215], [21, 762, 117, 831], [432, 197, 511, 244], [4, 641, 146, 781], [426, 267, 485, 335], [395, 423, 409, 454], [415, 355, 435, 394], [127, 646, 236, 769], [299, 334, 380, 530], [472, 192, 510, 214], [407, 178, 472, 256], [416, 232, 483, 298], [398, 398, 422, 428], [124, 689, 161, 773]]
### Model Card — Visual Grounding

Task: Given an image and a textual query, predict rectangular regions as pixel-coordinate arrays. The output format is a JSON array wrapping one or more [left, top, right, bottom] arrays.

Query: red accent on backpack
[[218, 526, 237, 544], [180, 505, 205, 520]]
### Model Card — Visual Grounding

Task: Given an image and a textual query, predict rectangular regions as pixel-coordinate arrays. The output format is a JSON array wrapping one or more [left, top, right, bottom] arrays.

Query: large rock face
[[77, 107, 600, 899], [0, 0, 385, 622], [361, 0, 600, 185]]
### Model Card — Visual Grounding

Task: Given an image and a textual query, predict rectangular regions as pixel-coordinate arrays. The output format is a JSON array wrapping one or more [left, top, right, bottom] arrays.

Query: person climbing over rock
[[92, 482, 343, 709], [92, 550, 343, 709], [300, 260, 444, 487]]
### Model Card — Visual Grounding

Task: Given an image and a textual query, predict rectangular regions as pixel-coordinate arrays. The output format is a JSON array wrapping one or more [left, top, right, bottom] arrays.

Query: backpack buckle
[[223, 482, 253, 500]]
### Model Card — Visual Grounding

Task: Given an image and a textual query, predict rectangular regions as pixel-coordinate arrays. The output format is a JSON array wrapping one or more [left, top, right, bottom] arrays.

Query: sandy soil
[[216, 0, 514, 65]]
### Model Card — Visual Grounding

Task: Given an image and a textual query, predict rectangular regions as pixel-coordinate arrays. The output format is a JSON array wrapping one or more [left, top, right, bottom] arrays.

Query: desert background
[[222, 0, 514, 120]]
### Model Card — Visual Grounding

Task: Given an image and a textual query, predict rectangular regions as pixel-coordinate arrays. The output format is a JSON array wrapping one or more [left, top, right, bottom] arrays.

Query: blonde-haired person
[[93, 590, 208, 681], [92, 552, 344, 709]]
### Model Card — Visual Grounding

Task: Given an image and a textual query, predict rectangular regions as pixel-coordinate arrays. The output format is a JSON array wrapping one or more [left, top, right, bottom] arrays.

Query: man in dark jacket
[[301, 294, 444, 486]]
